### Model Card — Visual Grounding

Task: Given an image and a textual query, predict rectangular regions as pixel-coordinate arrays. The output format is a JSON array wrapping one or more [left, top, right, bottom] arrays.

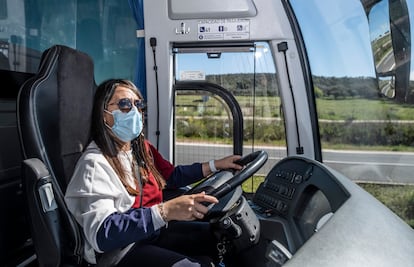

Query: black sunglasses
[[108, 98, 146, 111]]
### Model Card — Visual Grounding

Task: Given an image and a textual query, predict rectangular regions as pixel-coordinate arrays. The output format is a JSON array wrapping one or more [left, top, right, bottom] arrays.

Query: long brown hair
[[91, 79, 165, 195]]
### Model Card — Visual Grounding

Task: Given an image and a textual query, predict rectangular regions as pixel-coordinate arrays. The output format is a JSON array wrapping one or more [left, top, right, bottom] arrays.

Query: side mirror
[[362, 0, 411, 102]]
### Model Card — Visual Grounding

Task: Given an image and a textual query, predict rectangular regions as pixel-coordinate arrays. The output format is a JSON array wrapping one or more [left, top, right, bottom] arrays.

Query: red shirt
[[133, 141, 174, 208]]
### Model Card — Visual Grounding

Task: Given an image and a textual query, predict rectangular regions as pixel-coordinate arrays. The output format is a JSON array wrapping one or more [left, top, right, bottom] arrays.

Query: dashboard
[[251, 156, 350, 252], [235, 156, 350, 266], [236, 156, 414, 267]]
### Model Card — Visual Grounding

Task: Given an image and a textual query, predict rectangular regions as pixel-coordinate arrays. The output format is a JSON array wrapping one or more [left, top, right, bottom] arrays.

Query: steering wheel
[[185, 150, 268, 218]]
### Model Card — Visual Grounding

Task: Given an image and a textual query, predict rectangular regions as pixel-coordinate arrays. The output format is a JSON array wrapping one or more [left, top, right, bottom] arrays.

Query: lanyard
[[132, 161, 143, 208]]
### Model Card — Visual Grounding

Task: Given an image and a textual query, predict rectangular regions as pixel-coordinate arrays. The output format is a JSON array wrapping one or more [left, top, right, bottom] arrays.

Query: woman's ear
[[103, 110, 114, 127]]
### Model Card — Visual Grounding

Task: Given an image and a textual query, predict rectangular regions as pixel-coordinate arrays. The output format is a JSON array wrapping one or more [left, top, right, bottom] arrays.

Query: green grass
[[316, 98, 414, 120], [359, 183, 414, 228], [242, 175, 265, 193], [177, 95, 414, 121]]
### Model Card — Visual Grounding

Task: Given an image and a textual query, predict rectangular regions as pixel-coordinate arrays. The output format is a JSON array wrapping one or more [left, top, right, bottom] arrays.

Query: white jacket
[[64, 141, 165, 264]]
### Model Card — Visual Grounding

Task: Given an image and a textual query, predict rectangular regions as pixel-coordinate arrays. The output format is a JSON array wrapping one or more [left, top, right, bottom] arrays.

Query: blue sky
[[290, 0, 376, 77], [368, 0, 390, 41], [291, 0, 414, 79]]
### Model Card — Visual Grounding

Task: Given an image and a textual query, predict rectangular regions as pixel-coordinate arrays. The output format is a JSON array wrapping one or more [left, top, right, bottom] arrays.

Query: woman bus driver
[[64, 79, 243, 267]]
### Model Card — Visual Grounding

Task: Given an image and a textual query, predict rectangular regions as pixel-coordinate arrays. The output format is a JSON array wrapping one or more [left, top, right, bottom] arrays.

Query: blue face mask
[[106, 106, 143, 142]]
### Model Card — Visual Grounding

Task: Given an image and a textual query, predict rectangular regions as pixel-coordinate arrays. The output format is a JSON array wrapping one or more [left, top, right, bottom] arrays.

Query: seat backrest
[[17, 45, 96, 266]]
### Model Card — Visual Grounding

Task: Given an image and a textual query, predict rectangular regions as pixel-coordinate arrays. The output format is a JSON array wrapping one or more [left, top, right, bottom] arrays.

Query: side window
[[290, 0, 414, 227], [174, 42, 286, 192], [0, 0, 137, 83]]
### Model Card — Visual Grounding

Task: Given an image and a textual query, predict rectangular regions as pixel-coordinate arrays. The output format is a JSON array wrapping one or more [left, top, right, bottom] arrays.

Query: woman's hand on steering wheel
[[184, 150, 268, 220], [161, 192, 219, 221], [215, 155, 244, 171], [202, 155, 244, 177]]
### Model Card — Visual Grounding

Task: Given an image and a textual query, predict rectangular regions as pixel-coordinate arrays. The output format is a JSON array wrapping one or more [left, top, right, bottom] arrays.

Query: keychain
[[217, 239, 228, 267]]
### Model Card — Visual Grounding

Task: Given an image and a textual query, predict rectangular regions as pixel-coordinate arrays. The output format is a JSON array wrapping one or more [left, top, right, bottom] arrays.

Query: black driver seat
[[17, 45, 96, 266]]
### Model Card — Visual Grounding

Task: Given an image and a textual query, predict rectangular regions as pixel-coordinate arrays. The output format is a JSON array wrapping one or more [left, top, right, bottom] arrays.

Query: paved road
[[322, 149, 414, 184], [176, 143, 414, 184]]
